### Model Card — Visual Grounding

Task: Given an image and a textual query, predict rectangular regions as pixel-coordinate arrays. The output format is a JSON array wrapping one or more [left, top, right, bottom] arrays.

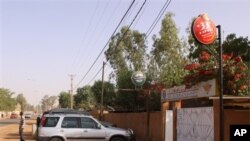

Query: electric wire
[[76, 0, 136, 87], [84, 0, 148, 86], [70, 0, 101, 72], [146, 0, 172, 38]]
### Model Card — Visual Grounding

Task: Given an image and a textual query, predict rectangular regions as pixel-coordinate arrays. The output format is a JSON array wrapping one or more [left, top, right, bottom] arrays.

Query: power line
[[84, 0, 148, 86], [77, 0, 136, 87], [146, 0, 172, 38]]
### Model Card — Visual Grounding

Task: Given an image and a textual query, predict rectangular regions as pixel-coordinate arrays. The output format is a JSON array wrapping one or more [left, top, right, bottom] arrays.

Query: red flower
[[234, 56, 243, 62], [199, 70, 213, 75], [199, 51, 211, 61], [234, 73, 243, 81], [184, 63, 200, 70], [222, 53, 233, 61], [239, 85, 247, 90]]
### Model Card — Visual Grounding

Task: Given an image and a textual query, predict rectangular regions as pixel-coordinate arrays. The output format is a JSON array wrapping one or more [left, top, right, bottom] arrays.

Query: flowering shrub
[[184, 51, 250, 96]]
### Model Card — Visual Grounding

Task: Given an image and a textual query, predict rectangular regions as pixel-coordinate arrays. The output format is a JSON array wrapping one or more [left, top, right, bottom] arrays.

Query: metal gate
[[177, 107, 214, 141]]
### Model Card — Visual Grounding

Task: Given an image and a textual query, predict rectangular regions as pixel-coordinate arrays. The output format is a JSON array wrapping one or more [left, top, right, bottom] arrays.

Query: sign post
[[191, 13, 224, 141]]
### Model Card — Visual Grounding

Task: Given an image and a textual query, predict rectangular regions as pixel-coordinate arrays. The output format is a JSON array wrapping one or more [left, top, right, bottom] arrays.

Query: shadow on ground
[[4, 132, 34, 140]]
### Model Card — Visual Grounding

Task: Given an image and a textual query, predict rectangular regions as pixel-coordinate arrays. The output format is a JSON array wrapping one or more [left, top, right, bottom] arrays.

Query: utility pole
[[100, 62, 106, 120], [69, 74, 75, 109]]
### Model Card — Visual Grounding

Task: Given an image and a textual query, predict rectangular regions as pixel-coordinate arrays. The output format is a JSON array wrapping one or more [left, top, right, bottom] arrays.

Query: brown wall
[[214, 100, 250, 141], [101, 111, 162, 141]]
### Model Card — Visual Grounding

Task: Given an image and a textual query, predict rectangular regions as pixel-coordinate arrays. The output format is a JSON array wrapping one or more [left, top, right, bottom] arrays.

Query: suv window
[[44, 117, 59, 127], [61, 117, 81, 128], [81, 117, 98, 129]]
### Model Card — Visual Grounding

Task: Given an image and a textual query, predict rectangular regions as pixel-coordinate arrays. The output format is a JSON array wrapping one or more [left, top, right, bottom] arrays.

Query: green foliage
[[105, 26, 148, 111], [105, 26, 147, 71], [58, 91, 70, 108], [91, 81, 116, 108], [151, 12, 187, 88], [0, 88, 16, 111], [223, 33, 250, 63], [116, 69, 146, 111], [74, 85, 96, 110]]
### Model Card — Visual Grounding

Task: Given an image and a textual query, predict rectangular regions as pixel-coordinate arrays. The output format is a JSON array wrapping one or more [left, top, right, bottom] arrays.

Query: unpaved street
[[0, 119, 36, 141]]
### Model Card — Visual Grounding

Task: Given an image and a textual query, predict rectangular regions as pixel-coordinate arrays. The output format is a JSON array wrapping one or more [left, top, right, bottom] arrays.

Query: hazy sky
[[1, 0, 249, 105]]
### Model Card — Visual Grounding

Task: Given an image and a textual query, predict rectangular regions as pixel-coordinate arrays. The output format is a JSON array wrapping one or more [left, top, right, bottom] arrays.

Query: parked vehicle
[[24, 113, 32, 119], [10, 113, 18, 119], [37, 113, 135, 141]]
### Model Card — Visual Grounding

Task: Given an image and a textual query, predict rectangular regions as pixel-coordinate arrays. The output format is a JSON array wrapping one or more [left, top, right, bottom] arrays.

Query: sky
[[1, 0, 250, 105]]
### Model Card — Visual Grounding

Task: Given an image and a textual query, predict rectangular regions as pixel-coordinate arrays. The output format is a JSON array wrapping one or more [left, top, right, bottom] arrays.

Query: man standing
[[19, 111, 25, 141]]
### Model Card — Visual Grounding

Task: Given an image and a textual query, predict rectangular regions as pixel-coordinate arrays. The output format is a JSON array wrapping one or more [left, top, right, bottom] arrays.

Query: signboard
[[131, 71, 146, 87], [161, 79, 216, 102], [191, 13, 217, 45]]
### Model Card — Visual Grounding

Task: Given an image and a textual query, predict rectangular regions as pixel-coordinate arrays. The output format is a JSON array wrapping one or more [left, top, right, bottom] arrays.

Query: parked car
[[10, 113, 18, 119], [37, 113, 135, 141], [24, 113, 32, 119]]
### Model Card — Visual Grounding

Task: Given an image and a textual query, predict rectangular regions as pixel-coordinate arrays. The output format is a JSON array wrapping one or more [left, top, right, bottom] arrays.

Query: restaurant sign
[[161, 79, 216, 102], [191, 13, 217, 45]]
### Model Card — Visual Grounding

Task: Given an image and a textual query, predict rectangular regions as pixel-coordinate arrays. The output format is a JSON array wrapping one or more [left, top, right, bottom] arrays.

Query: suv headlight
[[126, 128, 134, 135]]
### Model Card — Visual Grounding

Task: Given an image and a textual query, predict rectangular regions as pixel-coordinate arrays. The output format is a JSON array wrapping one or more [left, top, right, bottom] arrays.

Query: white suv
[[37, 114, 135, 141]]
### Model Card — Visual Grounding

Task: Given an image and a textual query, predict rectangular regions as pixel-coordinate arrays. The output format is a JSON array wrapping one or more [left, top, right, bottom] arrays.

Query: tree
[[91, 81, 116, 109], [222, 33, 250, 63], [41, 95, 58, 111], [58, 91, 70, 108], [16, 94, 27, 111], [74, 85, 96, 110], [150, 12, 187, 88], [105, 26, 147, 111], [0, 88, 16, 111]]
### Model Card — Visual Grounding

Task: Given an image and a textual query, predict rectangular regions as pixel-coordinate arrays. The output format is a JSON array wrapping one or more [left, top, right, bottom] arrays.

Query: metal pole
[[217, 25, 224, 141], [100, 62, 105, 120], [69, 74, 75, 109], [146, 90, 151, 141]]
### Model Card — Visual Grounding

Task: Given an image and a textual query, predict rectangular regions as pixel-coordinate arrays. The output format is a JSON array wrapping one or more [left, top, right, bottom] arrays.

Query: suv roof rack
[[45, 108, 90, 116]]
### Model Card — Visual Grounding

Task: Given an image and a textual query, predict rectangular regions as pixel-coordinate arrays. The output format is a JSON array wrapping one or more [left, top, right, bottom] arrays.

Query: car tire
[[49, 137, 63, 141], [110, 136, 125, 141]]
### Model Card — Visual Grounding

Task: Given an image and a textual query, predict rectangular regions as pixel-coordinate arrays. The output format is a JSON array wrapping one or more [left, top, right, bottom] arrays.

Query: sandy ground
[[0, 119, 36, 141]]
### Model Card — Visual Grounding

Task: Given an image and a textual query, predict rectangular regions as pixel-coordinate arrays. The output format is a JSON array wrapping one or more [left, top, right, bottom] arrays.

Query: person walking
[[19, 111, 25, 141]]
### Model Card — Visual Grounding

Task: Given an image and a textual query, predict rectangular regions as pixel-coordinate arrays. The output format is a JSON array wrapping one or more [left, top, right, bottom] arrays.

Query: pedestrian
[[19, 111, 25, 141]]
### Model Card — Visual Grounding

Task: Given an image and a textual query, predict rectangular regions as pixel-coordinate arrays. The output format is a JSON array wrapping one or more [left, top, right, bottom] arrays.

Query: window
[[81, 117, 98, 129], [44, 117, 59, 127], [61, 117, 81, 128]]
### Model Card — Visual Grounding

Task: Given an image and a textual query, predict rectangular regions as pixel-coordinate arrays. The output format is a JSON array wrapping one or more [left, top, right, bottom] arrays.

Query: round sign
[[191, 13, 217, 45], [131, 71, 146, 87]]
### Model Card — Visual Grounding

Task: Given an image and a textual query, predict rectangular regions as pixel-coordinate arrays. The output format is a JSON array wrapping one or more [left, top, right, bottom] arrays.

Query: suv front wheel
[[49, 137, 63, 141], [110, 136, 125, 141]]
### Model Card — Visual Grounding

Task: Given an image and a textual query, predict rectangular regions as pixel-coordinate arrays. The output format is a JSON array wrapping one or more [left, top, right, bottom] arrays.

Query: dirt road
[[0, 119, 36, 141]]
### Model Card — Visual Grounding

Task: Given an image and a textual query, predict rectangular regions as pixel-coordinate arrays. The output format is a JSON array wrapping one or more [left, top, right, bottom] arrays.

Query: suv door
[[61, 117, 84, 141], [80, 117, 106, 141]]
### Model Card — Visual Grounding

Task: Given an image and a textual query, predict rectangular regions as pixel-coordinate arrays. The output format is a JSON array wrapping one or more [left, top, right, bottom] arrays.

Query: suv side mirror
[[97, 124, 102, 129]]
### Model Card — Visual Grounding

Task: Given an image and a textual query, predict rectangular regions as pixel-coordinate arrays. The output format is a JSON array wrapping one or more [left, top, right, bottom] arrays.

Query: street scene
[[1, 0, 249, 141]]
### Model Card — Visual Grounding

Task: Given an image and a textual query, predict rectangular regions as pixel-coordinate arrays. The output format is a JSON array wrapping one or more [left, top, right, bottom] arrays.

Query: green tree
[[16, 94, 27, 111], [223, 33, 250, 63], [91, 81, 116, 109], [151, 12, 187, 88], [105, 26, 148, 111], [74, 85, 96, 110], [58, 91, 70, 108], [0, 88, 16, 111]]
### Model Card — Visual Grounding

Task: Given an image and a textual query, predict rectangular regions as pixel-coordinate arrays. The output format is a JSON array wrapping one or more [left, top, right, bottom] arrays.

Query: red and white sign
[[192, 13, 217, 45]]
